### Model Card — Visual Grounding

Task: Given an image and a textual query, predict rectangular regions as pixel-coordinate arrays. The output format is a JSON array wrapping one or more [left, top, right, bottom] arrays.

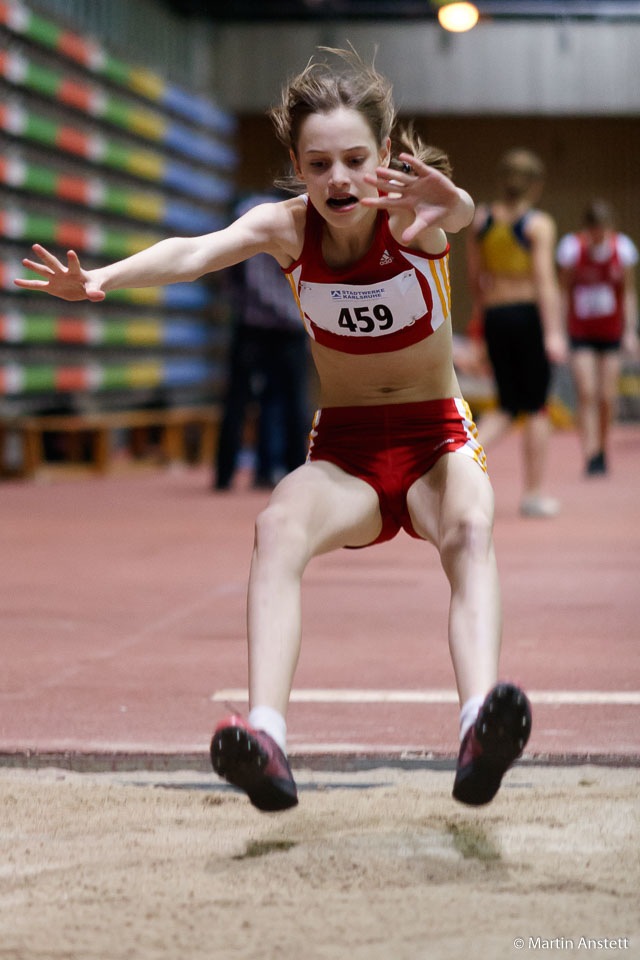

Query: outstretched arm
[[361, 153, 474, 245], [14, 202, 291, 302]]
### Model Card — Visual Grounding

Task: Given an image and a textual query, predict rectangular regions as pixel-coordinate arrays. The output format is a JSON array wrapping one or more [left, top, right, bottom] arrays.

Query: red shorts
[[307, 397, 487, 546]]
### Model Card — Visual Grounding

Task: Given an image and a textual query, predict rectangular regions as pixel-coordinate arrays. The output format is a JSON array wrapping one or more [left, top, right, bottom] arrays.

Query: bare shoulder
[[243, 195, 305, 266], [527, 209, 557, 244]]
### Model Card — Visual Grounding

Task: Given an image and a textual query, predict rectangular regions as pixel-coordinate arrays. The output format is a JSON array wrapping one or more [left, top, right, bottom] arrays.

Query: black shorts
[[484, 303, 550, 417], [570, 336, 621, 353]]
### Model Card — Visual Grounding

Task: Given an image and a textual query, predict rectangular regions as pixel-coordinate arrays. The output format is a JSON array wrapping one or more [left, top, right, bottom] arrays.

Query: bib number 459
[[338, 304, 393, 333]]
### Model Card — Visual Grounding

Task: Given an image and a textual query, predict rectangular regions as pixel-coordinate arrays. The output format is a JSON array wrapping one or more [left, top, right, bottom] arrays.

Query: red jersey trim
[[282, 198, 451, 355]]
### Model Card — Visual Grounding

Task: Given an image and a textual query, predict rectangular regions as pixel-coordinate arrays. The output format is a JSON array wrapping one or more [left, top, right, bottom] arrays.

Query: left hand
[[361, 153, 462, 244]]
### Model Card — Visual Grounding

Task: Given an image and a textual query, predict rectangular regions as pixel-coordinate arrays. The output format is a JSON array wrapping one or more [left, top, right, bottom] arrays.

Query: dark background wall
[[235, 112, 640, 332]]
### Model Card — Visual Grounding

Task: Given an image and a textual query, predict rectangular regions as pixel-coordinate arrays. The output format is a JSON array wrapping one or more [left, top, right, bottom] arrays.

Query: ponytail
[[391, 122, 453, 179]]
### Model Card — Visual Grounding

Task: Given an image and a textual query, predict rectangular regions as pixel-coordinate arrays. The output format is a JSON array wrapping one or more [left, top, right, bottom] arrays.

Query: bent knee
[[254, 503, 310, 566], [439, 510, 494, 569]]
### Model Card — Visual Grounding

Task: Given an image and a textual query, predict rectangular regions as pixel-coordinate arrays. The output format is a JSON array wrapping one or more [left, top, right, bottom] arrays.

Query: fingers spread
[[32, 244, 64, 272], [373, 167, 410, 185], [14, 278, 50, 289], [22, 259, 55, 277], [401, 224, 421, 245], [360, 195, 399, 209]]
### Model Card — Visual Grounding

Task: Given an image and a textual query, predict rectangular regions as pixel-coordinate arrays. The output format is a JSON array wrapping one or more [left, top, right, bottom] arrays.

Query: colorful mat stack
[[0, 0, 235, 405]]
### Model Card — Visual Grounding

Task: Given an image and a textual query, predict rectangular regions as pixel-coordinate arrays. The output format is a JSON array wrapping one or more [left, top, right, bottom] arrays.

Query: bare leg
[[522, 409, 553, 496], [598, 351, 622, 458], [211, 461, 382, 812], [572, 349, 599, 460], [406, 453, 534, 806], [406, 453, 500, 706], [475, 408, 513, 450], [247, 460, 382, 715]]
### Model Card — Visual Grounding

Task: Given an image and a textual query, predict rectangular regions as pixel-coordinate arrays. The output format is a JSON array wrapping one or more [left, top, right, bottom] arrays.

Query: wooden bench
[[4, 405, 221, 478]]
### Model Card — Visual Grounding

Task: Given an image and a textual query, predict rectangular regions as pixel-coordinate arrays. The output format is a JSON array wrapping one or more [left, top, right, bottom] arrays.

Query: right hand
[[362, 154, 470, 243], [452, 336, 490, 377], [545, 329, 569, 365], [622, 328, 639, 359], [14, 245, 105, 301]]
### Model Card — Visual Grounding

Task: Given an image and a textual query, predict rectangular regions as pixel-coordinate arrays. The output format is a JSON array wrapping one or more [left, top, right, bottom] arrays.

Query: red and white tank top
[[282, 197, 451, 355], [559, 233, 628, 342]]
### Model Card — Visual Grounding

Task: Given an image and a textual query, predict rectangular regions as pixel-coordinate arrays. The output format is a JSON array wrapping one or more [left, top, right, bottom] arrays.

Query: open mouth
[[327, 195, 358, 210]]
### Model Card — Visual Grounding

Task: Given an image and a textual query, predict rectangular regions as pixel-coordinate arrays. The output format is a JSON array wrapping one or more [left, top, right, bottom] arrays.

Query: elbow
[[163, 235, 208, 283], [181, 247, 209, 283], [446, 192, 475, 234], [460, 191, 475, 228], [184, 265, 205, 283]]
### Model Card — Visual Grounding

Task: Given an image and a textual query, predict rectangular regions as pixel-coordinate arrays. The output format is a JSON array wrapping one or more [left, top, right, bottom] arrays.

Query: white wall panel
[[212, 20, 640, 115]]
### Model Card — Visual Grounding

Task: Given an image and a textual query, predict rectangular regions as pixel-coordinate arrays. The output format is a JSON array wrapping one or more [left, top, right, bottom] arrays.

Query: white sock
[[248, 705, 287, 755], [459, 695, 485, 742]]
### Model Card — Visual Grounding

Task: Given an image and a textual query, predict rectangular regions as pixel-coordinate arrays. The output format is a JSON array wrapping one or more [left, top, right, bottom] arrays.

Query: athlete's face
[[292, 106, 390, 224]]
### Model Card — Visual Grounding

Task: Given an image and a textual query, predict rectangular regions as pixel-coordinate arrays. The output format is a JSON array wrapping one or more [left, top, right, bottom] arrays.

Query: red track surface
[[1, 425, 639, 762]]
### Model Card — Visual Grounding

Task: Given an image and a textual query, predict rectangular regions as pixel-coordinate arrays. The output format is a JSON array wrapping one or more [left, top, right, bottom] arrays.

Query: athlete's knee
[[439, 508, 494, 573], [576, 381, 598, 405], [253, 502, 310, 568]]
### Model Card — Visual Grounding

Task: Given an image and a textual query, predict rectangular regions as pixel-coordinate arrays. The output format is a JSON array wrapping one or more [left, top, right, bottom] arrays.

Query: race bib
[[298, 269, 427, 338], [573, 283, 617, 320]]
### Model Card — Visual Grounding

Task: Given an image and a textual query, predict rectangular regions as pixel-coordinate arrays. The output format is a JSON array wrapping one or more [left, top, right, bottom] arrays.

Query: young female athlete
[[466, 149, 567, 517], [15, 49, 531, 810], [557, 199, 639, 476]]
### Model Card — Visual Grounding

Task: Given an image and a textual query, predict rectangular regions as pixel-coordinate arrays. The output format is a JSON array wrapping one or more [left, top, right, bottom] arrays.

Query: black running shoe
[[586, 452, 607, 476], [452, 683, 532, 806], [210, 714, 298, 812]]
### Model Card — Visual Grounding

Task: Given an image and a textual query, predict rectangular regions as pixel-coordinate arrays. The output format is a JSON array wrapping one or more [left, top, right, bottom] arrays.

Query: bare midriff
[[480, 272, 537, 308], [310, 320, 461, 407]]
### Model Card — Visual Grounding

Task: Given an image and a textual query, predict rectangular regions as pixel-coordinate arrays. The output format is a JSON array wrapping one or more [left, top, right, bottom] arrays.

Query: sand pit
[[1, 763, 638, 960]]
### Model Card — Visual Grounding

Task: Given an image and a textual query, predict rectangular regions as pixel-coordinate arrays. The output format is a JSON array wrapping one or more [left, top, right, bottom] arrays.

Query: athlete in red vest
[[557, 200, 638, 474], [15, 48, 532, 811]]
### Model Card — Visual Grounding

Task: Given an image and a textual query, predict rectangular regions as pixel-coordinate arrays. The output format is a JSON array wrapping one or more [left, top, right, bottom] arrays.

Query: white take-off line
[[211, 689, 640, 705]]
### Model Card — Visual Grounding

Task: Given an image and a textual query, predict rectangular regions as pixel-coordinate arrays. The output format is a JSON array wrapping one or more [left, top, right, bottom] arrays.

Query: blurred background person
[[466, 148, 567, 518], [556, 199, 639, 476], [214, 193, 311, 491]]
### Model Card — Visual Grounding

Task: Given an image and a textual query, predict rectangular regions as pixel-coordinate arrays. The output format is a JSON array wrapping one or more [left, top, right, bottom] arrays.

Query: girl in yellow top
[[466, 149, 567, 517]]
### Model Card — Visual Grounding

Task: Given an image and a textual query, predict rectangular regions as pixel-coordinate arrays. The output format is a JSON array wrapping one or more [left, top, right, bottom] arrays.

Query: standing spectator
[[466, 149, 567, 517], [557, 200, 639, 475], [215, 193, 310, 490]]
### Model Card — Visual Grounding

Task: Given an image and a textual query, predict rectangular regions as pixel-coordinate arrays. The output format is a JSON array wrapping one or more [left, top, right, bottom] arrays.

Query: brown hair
[[497, 148, 545, 200], [583, 199, 615, 229], [392, 122, 452, 179], [269, 46, 452, 190]]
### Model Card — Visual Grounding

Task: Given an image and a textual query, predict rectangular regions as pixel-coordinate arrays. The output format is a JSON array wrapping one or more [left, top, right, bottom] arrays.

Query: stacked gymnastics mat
[[0, 0, 236, 416]]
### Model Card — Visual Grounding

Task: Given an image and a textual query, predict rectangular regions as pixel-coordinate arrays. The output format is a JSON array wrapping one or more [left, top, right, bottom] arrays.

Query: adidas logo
[[379, 249, 393, 266]]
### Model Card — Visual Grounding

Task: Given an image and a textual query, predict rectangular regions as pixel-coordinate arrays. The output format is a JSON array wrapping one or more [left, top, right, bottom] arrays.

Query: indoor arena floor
[[1, 424, 638, 960], [1, 423, 638, 762]]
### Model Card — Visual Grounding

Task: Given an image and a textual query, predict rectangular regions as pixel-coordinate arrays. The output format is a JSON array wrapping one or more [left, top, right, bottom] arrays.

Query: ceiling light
[[437, 2, 480, 32]]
